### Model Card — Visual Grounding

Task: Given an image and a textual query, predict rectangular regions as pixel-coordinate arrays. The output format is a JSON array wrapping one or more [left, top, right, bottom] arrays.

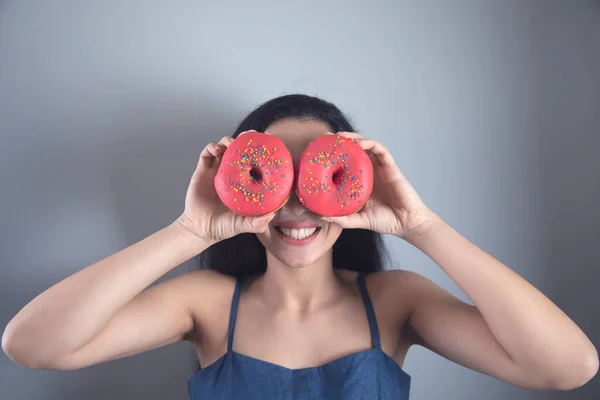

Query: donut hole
[[331, 168, 344, 185], [249, 167, 262, 182]]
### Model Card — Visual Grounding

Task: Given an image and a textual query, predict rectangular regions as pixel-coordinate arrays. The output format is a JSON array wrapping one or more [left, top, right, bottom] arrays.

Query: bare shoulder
[[339, 270, 439, 355], [158, 269, 235, 334], [174, 268, 236, 290], [367, 270, 446, 338], [366, 269, 433, 301], [173, 269, 237, 308], [334, 269, 429, 301]]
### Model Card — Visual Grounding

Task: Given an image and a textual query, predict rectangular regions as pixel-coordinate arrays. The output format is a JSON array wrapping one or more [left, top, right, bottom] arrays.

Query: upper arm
[[395, 271, 545, 389], [52, 269, 230, 371]]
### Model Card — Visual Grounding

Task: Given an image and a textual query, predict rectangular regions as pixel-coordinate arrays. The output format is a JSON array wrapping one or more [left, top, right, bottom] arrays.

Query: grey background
[[1, 0, 598, 399]]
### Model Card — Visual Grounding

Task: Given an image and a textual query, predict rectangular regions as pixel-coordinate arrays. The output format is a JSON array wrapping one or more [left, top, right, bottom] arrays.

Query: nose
[[281, 189, 306, 216]]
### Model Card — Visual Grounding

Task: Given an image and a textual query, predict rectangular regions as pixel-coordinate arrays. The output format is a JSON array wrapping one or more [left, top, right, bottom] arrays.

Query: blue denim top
[[188, 272, 411, 399]]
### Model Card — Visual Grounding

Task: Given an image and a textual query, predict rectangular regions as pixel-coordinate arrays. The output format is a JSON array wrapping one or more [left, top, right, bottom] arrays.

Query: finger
[[217, 136, 233, 148], [336, 131, 365, 140], [237, 212, 275, 234], [207, 143, 223, 157], [335, 133, 403, 173], [215, 136, 233, 155], [354, 139, 398, 168], [358, 139, 408, 184], [320, 212, 368, 229], [250, 212, 276, 232], [199, 143, 221, 169]]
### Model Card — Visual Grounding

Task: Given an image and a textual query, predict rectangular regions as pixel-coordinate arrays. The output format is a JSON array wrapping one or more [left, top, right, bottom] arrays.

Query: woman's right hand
[[177, 130, 276, 245]]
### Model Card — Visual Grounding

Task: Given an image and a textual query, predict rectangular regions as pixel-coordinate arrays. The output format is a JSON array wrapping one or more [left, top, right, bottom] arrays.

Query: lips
[[278, 226, 319, 240], [273, 220, 322, 244], [275, 221, 321, 229]]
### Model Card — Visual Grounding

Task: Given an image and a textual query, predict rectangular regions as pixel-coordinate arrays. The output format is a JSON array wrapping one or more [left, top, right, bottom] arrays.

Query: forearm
[[403, 212, 598, 380], [2, 220, 208, 364]]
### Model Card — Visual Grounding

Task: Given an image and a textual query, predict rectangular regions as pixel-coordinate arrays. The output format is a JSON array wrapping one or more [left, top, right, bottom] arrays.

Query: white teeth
[[279, 227, 318, 240]]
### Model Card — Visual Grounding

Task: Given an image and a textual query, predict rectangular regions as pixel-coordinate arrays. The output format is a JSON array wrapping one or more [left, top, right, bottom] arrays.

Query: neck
[[256, 250, 345, 314]]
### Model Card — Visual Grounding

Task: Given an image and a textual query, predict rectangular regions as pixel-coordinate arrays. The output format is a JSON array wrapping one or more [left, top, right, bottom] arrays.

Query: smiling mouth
[[274, 226, 322, 240]]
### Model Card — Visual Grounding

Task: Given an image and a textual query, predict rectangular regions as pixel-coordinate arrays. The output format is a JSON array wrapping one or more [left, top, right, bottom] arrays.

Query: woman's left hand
[[322, 132, 437, 239]]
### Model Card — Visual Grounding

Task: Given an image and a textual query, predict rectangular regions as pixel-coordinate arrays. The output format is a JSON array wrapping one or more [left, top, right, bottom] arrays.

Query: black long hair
[[194, 94, 389, 278]]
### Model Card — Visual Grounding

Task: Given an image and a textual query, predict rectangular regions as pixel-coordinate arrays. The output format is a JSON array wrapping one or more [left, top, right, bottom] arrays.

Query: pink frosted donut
[[296, 134, 373, 217], [214, 131, 294, 216]]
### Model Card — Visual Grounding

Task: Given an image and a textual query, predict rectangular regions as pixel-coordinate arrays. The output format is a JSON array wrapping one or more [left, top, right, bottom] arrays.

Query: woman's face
[[254, 118, 343, 268]]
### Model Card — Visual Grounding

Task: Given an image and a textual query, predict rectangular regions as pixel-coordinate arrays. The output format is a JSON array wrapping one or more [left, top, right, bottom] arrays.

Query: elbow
[[565, 349, 599, 390], [3, 323, 29, 367], [2, 323, 64, 370], [2, 323, 40, 369], [548, 348, 599, 391]]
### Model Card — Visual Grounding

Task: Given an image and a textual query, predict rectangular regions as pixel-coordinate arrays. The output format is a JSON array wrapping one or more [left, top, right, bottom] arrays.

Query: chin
[[270, 253, 321, 269]]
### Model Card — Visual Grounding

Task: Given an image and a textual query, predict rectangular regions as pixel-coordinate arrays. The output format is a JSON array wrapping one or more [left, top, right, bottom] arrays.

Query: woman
[[2, 94, 597, 399]]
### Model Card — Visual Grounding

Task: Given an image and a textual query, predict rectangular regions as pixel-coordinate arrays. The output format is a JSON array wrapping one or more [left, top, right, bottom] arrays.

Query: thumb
[[237, 212, 275, 234], [321, 213, 367, 229]]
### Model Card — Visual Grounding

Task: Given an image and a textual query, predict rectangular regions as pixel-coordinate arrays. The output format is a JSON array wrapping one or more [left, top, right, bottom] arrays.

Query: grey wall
[[1, 1, 598, 399]]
